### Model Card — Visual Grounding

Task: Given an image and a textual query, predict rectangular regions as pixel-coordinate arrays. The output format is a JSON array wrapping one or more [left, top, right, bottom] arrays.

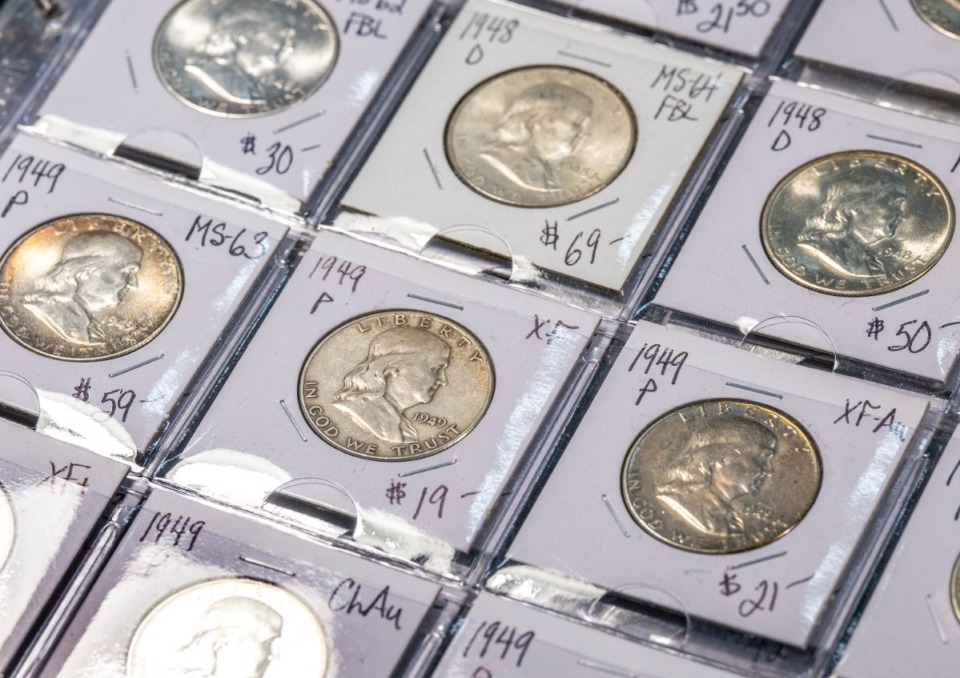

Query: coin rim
[[297, 308, 496, 462], [0, 483, 15, 572], [125, 576, 329, 677], [759, 149, 956, 298], [910, 0, 960, 40], [620, 398, 823, 555], [443, 63, 639, 209], [0, 212, 185, 362], [151, 0, 341, 119], [952, 550, 960, 625]]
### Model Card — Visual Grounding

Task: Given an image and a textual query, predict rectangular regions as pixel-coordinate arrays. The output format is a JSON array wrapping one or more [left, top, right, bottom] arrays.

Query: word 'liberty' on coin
[[445, 65, 637, 208], [621, 399, 821, 554], [0, 214, 182, 361], [761, 150, 954, 296], [910, 0, 960, 40], [299, 310, 494, 461], [153, 0, 339, 117], [127, 578, 327, 678]]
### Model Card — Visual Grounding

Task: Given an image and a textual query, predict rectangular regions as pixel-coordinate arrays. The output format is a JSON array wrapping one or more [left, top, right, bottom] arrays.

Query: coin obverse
[[621, 399, 822, 555], [0, 214, 182, 361], [445, 65, 637, 208], [127, 578, 328, 678], [153, 0, 339, 117], [761, 150, 954, 297], [911, 0, 960, 39], [0, 487, 14, 572], [299, 310, 494, 461]]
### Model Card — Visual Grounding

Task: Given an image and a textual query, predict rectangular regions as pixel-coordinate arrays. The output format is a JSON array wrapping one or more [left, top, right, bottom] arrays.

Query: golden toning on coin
[[127, 578, 328, 678], [154, 0, 339, 117], [761, 150, 954, 296], [299, 310, 494, 461], [911, 0, 960, 40], [621, 400, 821, 555], [445, 65, 637, 208], [0, 214, 182, 361]]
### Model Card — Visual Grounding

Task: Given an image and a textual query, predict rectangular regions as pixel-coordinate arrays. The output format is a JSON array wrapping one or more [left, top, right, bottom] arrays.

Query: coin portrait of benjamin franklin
[[332, 326, 451, 445], [23, 231, 142, 346]]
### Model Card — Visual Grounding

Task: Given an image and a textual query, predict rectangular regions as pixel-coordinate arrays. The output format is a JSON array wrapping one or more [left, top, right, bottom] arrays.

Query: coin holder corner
[[159, 229, 600, 576], [795, 0, 960, 98], [547, 0, 794, 58], [339, 0, 745, 293], [502, 320, 931, 651], [433, 591, 743, 677], [31, 0, 435, 205], [654, 79, 960, 384], [0, 419, 128, 672], [832, 431, 960, 677], [41, 484, 445, 677], [0, 132, 292, 464]]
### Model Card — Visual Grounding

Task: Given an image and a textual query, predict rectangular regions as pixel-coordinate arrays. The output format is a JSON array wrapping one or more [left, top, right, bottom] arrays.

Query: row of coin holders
[[1, 0, 960, 676]]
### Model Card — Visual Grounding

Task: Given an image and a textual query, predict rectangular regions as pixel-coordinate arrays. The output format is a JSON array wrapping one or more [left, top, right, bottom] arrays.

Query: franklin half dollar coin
[[445, 65, 637, 208], [761, 150, 954, 296], [0, 214, 182, 361], [154, 0, 338, 117], [299, 310, 494, 461], [911, 0, 960, 39], [952, 552, 960, 624], [0, 487, 13, 572], [621, 399, 821, 555], [127, 578, 327, 678]]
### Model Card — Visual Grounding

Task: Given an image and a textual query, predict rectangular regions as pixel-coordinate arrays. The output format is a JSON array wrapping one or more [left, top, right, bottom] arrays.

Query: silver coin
[[0, 486, 14, 572], [127, 578, 328, 678], [445, 65, 637, 208], [153, 0, 339, 117], [911, 0, 960, 39]]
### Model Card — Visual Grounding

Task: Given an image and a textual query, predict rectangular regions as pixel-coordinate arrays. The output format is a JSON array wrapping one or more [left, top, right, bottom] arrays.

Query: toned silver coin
[[299, 310, 494, 461], [761, 150, 954, 296], [0, 214, 182, 361], [153, 0, 339, 117], [445, 65, 637, 208], [952, 552, 960, 624], [0, 487, 13, 572], [127, 578, 327, 678], [621, 399, 821, 555], [911, 0, 960, 39]]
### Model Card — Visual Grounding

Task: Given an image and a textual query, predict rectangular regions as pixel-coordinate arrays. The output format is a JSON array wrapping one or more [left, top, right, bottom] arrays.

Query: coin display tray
[[796, 0, 960, 97], [0, 133, 291, 462], [833, 432, 960, 676], [0, 419, 128, 672], [504, 321, 931, 648], [161, 229, 599, 571], [655, 79, 960, 383], [34, 0, 433, 206], [42, 486, 443, 677], [339, 0, 743, 292], [433, 591, 741, 677], [544, 0, 793, 58]]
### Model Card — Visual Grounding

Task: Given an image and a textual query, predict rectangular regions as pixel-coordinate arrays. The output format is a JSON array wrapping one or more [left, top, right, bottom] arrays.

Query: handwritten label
[[676, 0, 771, 34], [766, 99, 826, 151], [833, 398, 906, 441], [458, 11, 519, 65], [47, 461, 92, 488], [71, 377, 137, 423], [628, 342, 689, 405], [525, 314, 581, 344], [307, 254, 366, 297], [650, 65, 722, 123], [2, 153, 65, 194], [462, 620, 535, 668], [384, 481, 463, 521], [139, 511, 205, 551], [186, 215, 269, 260], [718, 571, 812, 618], [865, 315, 938, 356], [540, 220, 605, 267], [329, 578, 403, 630]]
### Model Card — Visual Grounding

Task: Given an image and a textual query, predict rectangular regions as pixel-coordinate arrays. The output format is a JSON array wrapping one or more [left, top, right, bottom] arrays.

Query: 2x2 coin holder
[[32, 0, 435, 207], [796, 0, 960, 98], [160, 229, 600, 578], [655, 79, 960, 384], [0, 132, 293, 464], [40, 485, 446, 677], [0, 418, 128, 674], [497, 321, 934, 665], [834, 430, 960, 677], [543, 0, 794, 58], [337, 0, 744, 294]]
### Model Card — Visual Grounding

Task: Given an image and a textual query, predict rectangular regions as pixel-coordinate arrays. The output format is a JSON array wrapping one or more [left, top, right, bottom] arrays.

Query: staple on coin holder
[[738, 315, 840, 372], [585, 583, 692, 650], [0, 370, 41, 429], [111, 129, 204, 181], [266, 477, 364, 540]]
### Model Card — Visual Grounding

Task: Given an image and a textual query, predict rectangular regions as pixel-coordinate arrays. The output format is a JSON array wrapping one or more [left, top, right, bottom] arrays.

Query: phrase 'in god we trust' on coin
[[621, 399, 821, 555], [298, 310, 494, 461]]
